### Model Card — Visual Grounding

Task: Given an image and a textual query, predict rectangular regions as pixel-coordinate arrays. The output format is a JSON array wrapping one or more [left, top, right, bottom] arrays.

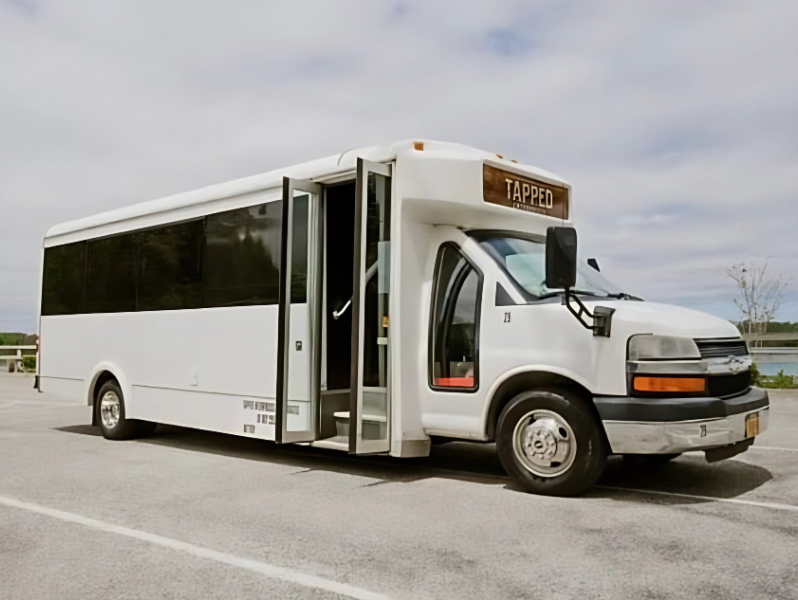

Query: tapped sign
[[483, 164, 569, 220]]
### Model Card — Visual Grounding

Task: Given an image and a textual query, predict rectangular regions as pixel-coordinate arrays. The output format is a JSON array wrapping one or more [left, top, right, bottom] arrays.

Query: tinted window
[[290, 194, 309, 304], [85, 234, 137, 313], [430, 245, 481, 390], [203, 202, 282, 307], [42, 201, 285, 316], [362, 175, 391, 388], [41, 242, 87, 316], [137, 220, 203, 311]]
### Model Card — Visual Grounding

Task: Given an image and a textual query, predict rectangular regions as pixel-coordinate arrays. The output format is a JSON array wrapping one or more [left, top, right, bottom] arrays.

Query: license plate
[[745, 412, 760, 438]]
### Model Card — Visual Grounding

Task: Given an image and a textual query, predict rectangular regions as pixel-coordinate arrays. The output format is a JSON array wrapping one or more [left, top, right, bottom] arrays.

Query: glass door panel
[[276, 177, 322, 444], [350, 159, 392, 454]]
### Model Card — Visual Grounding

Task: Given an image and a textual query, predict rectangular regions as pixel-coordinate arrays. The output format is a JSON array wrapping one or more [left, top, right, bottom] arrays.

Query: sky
[[1, 0, 797, 333]]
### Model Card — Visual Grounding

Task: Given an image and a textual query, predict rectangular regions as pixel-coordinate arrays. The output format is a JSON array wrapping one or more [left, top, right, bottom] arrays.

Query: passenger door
[[276, 177, 323, 444], [349, 159, 392, 454]]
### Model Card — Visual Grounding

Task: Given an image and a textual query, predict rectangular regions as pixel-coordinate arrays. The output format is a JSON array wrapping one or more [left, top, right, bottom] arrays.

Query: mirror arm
[[562, 288, 615, 337]]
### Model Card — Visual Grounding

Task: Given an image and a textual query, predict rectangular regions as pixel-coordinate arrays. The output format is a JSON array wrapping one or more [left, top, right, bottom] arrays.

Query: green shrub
[[22, 356, 36, 372], [749, 363, 762, 386], [0, 333, 26, 346], [761, 369, 798, 389]]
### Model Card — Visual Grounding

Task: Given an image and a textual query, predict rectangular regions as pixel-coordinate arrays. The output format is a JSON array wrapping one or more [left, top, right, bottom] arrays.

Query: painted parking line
[[597, 486, 798, 513], [0, 494, 390, 600]]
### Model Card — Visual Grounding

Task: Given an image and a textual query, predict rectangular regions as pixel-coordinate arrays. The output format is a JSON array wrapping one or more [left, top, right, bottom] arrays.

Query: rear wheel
[[497, 390, 607, 496], [96, 381, 141, 440]]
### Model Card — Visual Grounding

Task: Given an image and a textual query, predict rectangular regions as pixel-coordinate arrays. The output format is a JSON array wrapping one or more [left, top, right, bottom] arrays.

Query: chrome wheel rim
[[512, 409, 577, 478], [100, 391, 121, 429]]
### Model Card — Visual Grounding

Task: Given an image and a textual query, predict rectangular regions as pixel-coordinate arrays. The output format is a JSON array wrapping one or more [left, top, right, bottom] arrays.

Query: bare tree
[[728, 260, 790, 347]]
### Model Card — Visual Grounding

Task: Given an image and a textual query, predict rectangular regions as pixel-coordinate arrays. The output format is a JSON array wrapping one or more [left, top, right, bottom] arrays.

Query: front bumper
[[594, 387, 770, 455]]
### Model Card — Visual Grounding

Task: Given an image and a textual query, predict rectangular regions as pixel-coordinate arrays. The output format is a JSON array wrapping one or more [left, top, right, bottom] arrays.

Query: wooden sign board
[[483, 164, 569, 220]]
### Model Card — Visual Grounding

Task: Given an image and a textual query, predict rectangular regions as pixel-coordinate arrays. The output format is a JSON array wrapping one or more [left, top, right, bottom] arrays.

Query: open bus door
[[349, 159, 392, 454], [276, 177, 323, 444]]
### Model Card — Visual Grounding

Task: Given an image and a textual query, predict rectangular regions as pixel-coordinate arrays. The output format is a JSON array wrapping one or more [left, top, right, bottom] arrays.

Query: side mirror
[[587, 258, 600, 272], [545, 226, 577, 289]]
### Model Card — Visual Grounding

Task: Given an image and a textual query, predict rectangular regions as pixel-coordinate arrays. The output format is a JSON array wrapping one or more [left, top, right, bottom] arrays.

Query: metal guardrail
[[749, 347, 798, 362], [749, 347, 798, 379], [742, 332, 798, 343], [0, 346, 36, 372]]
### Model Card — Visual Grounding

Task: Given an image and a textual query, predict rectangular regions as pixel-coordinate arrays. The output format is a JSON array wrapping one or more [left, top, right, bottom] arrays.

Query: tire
[[497, 389, 607, 496], [96, 380, 140, 440], [623, 453, 681, 465]]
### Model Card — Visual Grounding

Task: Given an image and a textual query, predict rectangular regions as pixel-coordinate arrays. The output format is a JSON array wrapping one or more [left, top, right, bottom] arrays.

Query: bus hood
[[594, 300, 740, 339]]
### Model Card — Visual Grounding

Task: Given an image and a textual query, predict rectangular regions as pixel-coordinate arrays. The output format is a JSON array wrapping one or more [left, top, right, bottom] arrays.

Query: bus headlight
[[628, 335, 701, 361]]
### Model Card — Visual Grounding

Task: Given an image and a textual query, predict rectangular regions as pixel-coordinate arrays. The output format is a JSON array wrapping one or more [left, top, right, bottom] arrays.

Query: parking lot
[[1, 372, 796, 600]]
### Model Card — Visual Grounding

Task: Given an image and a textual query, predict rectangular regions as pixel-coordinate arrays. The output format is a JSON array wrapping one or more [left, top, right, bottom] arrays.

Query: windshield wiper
[[538, 289, 603, 300], [606, 292, 644, 301]]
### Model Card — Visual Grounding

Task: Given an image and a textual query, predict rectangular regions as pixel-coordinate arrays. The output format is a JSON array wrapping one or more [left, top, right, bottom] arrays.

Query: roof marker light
[[413, 141, 424, 151]]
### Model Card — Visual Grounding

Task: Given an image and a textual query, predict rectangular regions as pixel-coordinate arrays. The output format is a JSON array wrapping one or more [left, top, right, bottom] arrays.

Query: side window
[[429, 244, 482, 391], [41, 241, 87, 316], [40, 202, 286, 316], [203, 202, 282, 307], [85, 233, 137, 313], [289, 194, 309, 304], [137, 220, 203, 311]]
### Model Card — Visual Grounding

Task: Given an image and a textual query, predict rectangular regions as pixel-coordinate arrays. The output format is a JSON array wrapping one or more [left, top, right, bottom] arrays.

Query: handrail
[[332, 261, 379, 321]]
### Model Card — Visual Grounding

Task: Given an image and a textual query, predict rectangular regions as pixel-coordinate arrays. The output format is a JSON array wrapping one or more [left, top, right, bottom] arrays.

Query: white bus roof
[[45, 139, 570, 244]]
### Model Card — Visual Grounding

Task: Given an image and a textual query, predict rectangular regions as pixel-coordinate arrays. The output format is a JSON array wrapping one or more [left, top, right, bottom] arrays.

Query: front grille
[[695, 338, 748, 359], [707, 371, 751, 397]]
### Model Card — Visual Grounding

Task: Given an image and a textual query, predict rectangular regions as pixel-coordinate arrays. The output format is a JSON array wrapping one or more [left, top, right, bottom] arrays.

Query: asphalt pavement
[[1, 372, 796, 599]]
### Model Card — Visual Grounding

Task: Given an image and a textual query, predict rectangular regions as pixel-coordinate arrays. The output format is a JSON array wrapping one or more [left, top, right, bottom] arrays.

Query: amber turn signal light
[[633, 376, 706, 393]]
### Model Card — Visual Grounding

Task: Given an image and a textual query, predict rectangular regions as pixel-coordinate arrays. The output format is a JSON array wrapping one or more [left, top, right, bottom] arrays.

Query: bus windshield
[[473, 233, 624, 299]]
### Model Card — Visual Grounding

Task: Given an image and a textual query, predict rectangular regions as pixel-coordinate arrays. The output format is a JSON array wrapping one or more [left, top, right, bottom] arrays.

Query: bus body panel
[[40, 305, 287, 441], [37, 139, 761, 467]]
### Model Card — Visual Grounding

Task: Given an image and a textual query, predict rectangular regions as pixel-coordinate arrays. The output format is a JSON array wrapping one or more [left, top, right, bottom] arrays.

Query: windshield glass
[[475, 234, 622, 299]]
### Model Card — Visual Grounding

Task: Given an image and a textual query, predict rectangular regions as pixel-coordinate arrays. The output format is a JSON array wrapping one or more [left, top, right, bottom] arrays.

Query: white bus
[[38, 140, 768, 495]]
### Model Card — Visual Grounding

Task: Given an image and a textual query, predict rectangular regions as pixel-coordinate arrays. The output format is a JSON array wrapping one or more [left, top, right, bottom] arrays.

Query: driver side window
[[429, 244, 482, 391]]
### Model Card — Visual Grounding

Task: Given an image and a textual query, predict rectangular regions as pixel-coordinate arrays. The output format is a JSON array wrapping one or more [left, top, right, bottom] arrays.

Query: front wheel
[[497, 390, 607, 496], [96, 381, 141, 440]]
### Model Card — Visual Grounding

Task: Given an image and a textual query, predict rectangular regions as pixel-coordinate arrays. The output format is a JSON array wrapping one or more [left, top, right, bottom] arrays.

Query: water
[[756, 362, 798, 377]]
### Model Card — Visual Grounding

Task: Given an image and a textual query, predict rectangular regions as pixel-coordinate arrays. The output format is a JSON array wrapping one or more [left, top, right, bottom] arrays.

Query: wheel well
[[91, 371, 118, 426], [485, 371, 598, 441]]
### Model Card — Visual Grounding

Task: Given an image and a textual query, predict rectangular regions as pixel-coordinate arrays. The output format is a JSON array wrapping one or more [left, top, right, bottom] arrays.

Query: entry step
[[333, 411, 387, 440], [332, 411, 386, 423], [311, 436, 349, 451]]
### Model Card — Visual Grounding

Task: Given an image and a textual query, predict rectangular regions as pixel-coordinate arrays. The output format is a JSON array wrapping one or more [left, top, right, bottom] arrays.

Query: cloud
[[1, 0, 796, 332]]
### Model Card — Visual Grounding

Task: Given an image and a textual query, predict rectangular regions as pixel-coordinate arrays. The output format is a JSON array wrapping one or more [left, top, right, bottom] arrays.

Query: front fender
[[480, 365, 597, 439]]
